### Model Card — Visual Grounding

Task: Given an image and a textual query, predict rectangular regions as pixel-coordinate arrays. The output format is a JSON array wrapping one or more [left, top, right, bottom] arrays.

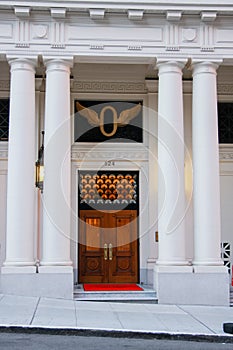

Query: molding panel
[[0, 81, 10, 91], [0, 22, 13, 41], [219, 145, 233, 162], [0, 143, 8, 160], [218, 84, 233, 95], [71, 81, 147, 93], [71, 145, 148, 162]]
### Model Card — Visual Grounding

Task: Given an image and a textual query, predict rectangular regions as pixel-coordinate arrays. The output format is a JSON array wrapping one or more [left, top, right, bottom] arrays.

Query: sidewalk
[[0, 294, 233, 342]]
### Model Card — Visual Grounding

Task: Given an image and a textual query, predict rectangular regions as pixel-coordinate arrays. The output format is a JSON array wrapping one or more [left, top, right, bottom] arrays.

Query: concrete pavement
[[0, 294, 233, 342]]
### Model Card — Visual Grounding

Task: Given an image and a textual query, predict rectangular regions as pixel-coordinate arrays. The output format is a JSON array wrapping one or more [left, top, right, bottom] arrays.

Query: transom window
[[79, 171, 139, 211]]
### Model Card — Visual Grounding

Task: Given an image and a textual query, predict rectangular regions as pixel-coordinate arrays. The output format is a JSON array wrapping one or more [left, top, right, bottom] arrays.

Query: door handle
[[104, 243, 108, 260], [109, 243, 113, 261]]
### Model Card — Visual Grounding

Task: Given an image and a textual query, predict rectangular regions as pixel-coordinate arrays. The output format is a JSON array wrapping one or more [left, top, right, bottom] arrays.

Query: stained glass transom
[[79, 171, 138, 210]]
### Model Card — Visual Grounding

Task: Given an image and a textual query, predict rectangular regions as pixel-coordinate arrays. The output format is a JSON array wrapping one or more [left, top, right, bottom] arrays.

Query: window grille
[[221, 242, 231, 274], [0, 99, 9, 141], [218, 103, 233, 144]]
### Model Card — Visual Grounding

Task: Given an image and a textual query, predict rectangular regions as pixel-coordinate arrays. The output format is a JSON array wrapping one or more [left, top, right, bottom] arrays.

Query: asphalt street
[[0, 333, 232, 350]]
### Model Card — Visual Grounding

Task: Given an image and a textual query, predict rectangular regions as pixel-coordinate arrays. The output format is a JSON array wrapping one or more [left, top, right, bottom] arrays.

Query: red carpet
[[83, 283, 143, 291]]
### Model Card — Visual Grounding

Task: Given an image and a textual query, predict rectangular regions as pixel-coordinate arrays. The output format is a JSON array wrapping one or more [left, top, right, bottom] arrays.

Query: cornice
[[1, 1, 233, 14]]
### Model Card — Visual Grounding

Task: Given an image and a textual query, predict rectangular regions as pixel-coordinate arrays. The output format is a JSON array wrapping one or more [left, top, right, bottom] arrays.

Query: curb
[[0, 326, 233, 343]]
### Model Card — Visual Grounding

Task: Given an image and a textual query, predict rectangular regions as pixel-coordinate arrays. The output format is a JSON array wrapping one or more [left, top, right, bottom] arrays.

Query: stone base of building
[[1, 266, 73, 299], [154, 265, 229, 306]]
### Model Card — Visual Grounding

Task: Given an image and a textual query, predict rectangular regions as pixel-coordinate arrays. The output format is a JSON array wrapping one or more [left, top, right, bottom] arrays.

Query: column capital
[[44, 57, 73, 73], [192, 60, 222, 76], [7, 57, 37, 73], [156, 59, 187, 76]]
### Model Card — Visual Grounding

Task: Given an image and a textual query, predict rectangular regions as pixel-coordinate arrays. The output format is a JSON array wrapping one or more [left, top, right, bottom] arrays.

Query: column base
[[2, 266, 36, 274], [0, 266, 73, 299], [154, 265, 229, 306]]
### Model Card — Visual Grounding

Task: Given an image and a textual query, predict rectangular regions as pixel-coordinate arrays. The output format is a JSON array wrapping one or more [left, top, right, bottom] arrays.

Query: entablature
[[0, 2, 233, 65]]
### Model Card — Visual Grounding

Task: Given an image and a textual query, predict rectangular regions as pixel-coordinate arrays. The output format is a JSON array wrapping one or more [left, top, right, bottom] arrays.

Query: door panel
[[78, 210, 138, 283], [79, 211, 107, 283], [109, 212, 138, 283]]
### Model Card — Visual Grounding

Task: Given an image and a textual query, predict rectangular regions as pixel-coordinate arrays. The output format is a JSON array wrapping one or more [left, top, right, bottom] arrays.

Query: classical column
[[192, 61, 223, 266], [157, 61, 187, 265], [145, 80, 158, 280], [40, 59, 72, 267], [3, 58, 36, 268]]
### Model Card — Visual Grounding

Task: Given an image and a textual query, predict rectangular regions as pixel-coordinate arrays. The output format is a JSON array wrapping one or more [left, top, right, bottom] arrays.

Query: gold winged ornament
[[76, 101, 141, 137]]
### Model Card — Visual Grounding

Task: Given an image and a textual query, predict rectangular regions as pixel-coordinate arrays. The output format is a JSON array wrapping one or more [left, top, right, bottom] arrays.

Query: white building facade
[[0, 0, 233, 305]]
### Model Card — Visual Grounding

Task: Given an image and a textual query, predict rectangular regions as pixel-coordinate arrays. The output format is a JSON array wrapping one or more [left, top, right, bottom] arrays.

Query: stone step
[[73, 285, 157, 302]]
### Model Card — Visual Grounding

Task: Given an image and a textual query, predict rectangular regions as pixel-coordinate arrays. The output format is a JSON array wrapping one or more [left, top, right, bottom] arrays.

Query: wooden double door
[[78, 210, 138, 283]]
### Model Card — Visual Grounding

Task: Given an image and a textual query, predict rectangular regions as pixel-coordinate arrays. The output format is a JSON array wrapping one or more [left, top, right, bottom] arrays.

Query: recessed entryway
[[78, 171, 139, 284]]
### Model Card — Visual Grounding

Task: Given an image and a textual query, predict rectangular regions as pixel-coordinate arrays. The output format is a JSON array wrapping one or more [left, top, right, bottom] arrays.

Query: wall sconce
[[35, 131, 44, 192]]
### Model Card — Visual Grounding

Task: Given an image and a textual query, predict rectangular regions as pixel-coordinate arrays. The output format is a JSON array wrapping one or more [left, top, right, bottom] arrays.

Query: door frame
[[71, 147, 150, 285], [77, 170, 140, 284]]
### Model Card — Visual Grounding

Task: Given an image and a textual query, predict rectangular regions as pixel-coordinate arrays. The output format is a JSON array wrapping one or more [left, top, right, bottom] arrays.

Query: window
[[218, 102, 233, 144], [0, 99, 9, 141], [79, 171, 139, 211]]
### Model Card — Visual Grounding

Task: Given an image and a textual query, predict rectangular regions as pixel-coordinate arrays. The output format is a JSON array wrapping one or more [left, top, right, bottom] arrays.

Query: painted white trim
[[219, 145, 233, 162], [0, 143, 8, 160]]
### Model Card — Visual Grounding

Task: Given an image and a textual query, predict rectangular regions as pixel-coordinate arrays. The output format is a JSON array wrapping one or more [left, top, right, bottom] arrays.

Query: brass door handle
[[104, 243, 108, 260], [109, 243, 113, 261]]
